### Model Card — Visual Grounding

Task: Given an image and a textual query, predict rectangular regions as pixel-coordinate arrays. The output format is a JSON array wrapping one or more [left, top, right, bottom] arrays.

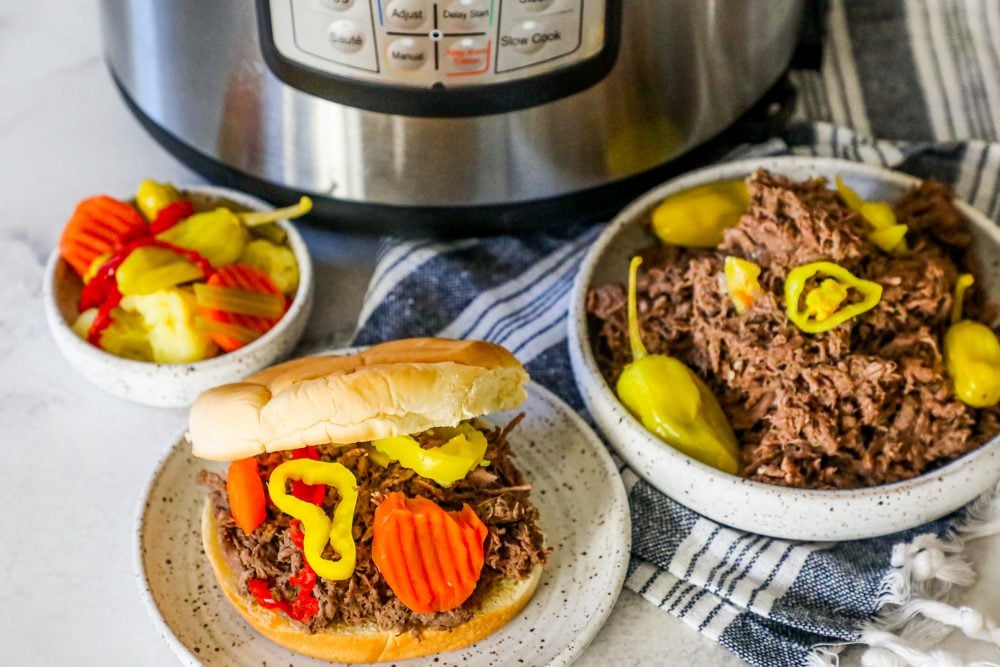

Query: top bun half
[[188, 338, 529, 461]]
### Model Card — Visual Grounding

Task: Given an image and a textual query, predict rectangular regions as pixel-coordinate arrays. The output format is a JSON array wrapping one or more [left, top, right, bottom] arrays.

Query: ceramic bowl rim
[[42, 183, 313, 373], [571, 155, 1000, 501]]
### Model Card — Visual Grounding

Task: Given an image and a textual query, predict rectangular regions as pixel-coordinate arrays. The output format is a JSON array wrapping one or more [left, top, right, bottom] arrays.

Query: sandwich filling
[[198, 417, 547, 634]]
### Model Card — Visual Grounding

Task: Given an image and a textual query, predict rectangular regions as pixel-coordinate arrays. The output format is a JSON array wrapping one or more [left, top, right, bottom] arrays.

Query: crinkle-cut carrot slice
[[372, 492, 488, 614], [60, 196, 147, 276]]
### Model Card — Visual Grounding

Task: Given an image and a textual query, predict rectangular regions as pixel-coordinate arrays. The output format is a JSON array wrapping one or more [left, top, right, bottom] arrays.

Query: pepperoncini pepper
[[239, 196, 313, 227], [135, 179, 181, 221], [615, 256, 741, 474], [156, 209, 250, 268], [651, 180, 750, 248], [156, 197, 313, 268], [267, 459, 359, 581], [835, 177, 909, 255], [784, 261, 883, 334], [724, 256, 764, 314], [371, 424, 488, 487], [115, 245, 203, 296], [945, 274, 1000, 408]]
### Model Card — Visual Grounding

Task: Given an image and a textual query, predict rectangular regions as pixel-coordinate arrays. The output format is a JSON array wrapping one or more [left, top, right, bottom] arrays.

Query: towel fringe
[[807, 480, 1000, 667]]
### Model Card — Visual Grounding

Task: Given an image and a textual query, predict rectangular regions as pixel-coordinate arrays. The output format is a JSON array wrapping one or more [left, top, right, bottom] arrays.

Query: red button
[[446, 37, 492, 76]]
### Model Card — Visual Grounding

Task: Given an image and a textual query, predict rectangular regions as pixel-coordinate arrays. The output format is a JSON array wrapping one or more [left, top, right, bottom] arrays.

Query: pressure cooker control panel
[[257, 0, 619, 117]]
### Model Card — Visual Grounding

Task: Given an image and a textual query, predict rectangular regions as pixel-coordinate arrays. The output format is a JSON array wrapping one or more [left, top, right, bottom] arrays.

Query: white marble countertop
[[1, 3, 996, 666]]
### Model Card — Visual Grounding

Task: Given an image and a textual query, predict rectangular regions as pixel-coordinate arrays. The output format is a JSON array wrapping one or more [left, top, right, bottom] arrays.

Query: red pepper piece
[[289, 590, 319, 621], [291, 446, 326, 505], [247, 520, 320, 623], [87, 284, 123, 346], [149, 200, 195, 234], [247, 578, 291, 614], [155, 239, 216, 280], [288, 563, 319, 621], [289, 519, 305, 549]]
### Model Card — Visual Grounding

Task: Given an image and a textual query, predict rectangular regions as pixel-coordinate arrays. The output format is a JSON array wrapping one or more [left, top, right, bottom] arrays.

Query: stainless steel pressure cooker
[[101, 0, 806, 234]]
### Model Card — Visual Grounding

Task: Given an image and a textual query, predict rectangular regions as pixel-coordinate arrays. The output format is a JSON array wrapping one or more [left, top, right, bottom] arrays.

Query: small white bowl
[[43, 185, 314, 408], [569, 156, 1000, 541]]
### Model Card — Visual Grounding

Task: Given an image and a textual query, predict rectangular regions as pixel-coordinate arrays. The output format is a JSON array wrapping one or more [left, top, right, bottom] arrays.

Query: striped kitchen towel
[[348, 1, 1000, 663], [790, 0, 1000, 145], [352, 126, 1000, 666]]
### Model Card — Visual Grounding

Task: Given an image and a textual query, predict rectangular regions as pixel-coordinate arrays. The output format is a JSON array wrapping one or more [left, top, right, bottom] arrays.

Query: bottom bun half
[[202, 501, 542, 663]]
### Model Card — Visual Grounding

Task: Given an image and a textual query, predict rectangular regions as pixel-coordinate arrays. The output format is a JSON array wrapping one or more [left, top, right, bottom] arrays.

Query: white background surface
[[0, 2, 996, 665]]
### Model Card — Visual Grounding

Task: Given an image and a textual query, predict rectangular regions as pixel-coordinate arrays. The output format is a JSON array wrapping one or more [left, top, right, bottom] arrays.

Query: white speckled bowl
[[569, 156, 1000, 541], [43, 185, 314, 408]]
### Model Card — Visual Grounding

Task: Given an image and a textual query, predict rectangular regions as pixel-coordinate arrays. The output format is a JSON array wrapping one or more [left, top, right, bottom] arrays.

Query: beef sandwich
[[188, 338, 548, 662]]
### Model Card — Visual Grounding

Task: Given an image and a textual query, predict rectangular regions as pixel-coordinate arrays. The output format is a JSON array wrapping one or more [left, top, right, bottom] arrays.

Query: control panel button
[[440, 0, 492, 31], [386, 37, 428, 70], [496, 5, 581, 73], [503, 20, 557, 54], [317, 0, 356, 10], [327, 19, 366, 53], [515, 0, 556, 11], [384, 0, 428, 29], [444, 37, 492, 75]]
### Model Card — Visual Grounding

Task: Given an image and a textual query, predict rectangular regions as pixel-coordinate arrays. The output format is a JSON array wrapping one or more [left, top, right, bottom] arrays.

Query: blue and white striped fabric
[[351, 3, 1000, 664]]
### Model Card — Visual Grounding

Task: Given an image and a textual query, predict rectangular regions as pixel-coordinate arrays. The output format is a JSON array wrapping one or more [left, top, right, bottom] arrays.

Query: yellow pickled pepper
[[615, 256, 741, 474], [155, 197, 312, 269], [268, 459, 359, 581], [650, 180, 749, 248], [156, 209, 250, 267], [784, 261, 883, 334], [724, 256, 764, 314], [115, 246, 203, 295], [835, 177, 909, 254], [945, 275, 1000, 408], [136, 179, 181, 221], [372, 425, 488, 487]]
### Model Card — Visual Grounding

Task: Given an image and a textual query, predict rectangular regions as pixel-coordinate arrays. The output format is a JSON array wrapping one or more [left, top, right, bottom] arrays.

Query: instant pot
[[102, 0, 806, 234]]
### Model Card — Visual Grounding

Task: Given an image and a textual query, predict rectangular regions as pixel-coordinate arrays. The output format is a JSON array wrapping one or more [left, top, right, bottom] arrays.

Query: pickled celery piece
[[116, 246, 203, 296], [156, 208, 249, 268], [238, 239, 300, 294], [193, 283, 285, 318], [72, 307, 154, 361], [119, 288, 217, 363], [193, 316, 262, 346]]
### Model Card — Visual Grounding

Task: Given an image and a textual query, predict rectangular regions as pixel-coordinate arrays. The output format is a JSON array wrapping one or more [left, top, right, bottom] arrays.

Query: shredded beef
[[587, 170, 1000, 489], [199, 417, 547, 635]]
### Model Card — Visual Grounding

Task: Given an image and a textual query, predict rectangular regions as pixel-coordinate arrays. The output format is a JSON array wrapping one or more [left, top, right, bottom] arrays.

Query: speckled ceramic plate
[[134, 380, 630, 666]]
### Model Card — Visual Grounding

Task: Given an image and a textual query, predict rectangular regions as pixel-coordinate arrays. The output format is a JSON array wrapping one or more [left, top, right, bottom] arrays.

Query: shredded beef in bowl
[[587, 170, 1000, 490]]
